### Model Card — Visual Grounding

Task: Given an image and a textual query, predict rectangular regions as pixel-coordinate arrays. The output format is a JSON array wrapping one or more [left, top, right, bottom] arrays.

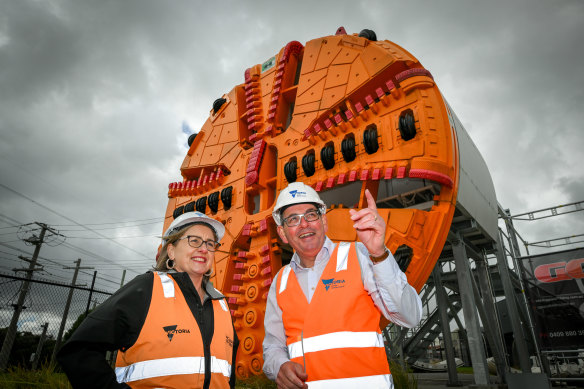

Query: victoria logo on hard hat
[[289, 190, 306, 198]]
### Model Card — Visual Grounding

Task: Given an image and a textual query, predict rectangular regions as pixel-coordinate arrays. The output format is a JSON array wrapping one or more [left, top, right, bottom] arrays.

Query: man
[[263, 182, 422, 388]]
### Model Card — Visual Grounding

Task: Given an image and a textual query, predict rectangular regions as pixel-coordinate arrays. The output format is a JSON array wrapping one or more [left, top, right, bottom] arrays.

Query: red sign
[[534, 258, 584, 283], [519, 248, 584, 350]]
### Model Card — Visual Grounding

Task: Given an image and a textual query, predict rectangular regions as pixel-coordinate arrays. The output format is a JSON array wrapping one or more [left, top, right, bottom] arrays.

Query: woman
[[57, 212, 238, 389]]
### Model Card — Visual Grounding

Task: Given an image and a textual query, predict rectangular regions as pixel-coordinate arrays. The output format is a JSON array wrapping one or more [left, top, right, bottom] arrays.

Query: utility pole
[[31, 322, 49, 370], [0, 223, 55, 371], [85, 270, 97, 316], [50, 258, 93, 365], [120, 269, 126, 287]]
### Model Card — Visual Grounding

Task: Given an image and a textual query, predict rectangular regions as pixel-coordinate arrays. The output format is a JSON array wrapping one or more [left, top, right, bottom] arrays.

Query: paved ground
[[415, 372, 583, 389], [416, 372, 477, 389]]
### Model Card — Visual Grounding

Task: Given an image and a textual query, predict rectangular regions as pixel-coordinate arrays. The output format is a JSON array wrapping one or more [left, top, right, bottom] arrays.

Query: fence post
[[120, 269, 126, 287], [50, 258, 92, 366], [31, 322, 49, 370], [85, 271, 97, 316]]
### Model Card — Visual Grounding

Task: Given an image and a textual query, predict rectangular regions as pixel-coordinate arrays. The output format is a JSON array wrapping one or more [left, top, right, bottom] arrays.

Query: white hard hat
[[272, 182, 326, 225], [164, 211, 225, 240]]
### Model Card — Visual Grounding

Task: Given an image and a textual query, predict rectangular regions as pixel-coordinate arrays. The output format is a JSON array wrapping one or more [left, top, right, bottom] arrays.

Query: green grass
[[236, 374, 277, 388], [457, 366, 474, 374], [0, 365, 71, 389]]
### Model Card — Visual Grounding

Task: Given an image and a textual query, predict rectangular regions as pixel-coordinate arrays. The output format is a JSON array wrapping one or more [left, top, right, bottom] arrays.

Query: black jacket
[[57, 271, 238, 389]]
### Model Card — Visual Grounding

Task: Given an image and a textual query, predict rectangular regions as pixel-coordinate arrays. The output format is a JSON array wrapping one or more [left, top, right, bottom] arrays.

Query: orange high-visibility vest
[[276, 242, 391, 388], [115, 272, 233, 389]]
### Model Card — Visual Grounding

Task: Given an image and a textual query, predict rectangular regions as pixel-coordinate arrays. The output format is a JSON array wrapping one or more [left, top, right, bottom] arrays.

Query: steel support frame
[[451, 233, 490, 386], [454, 233, 510, 382], [433, 264, 462, 386], [474, 258, 509, 382], [494, 232, 532, 372]]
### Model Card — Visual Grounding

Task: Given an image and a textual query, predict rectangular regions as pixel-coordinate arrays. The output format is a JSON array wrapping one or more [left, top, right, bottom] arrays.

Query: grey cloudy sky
[[1, 0, 583, 294]]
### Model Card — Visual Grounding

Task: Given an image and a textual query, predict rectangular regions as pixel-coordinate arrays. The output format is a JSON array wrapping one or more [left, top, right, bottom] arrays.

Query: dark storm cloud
[[0, 1, 81, 106]]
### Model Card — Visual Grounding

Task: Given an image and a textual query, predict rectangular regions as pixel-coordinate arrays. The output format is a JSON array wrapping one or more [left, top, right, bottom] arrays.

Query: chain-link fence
[[0, 272, 113, 369]]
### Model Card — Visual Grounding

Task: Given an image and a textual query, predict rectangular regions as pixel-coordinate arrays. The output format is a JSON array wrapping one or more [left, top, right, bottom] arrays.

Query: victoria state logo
[[289, 190, 306, 198], [163, 325, 191, 342], [321, 278, 346, 291]]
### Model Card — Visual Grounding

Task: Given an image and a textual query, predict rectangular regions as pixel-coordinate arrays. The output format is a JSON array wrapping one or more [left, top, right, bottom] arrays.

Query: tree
[[0, 327, 55, 369]]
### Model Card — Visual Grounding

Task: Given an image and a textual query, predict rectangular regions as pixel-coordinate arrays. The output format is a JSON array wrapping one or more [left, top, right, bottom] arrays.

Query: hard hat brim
[[164, 211, 225, 241]]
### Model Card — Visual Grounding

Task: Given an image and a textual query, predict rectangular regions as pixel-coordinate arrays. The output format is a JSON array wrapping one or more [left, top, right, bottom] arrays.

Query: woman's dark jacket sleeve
[[56, 273, 154, 389]]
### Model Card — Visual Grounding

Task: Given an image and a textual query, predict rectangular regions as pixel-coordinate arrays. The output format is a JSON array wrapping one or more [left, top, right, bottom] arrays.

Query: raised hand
[[349, 189, 386, 257]]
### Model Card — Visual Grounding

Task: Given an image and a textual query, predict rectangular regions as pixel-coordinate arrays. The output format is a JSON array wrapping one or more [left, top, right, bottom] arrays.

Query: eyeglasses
[[177, 235, 221, 251], [282, 209, 321, 227]]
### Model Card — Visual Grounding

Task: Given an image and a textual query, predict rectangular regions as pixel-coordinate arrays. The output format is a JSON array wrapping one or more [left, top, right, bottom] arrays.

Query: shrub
[[389, 359, 418, 389]]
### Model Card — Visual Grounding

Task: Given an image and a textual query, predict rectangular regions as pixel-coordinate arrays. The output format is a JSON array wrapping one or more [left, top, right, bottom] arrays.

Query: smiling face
[[167, 224, 216, 287], [277, 202, 328, 268]]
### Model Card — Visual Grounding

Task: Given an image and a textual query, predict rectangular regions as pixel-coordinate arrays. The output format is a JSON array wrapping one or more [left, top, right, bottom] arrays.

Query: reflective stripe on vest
[[159, 272, 175, 298], [115, 355, 231, 383], [335, 241, 350, 272], [279, 266, 292, 294], [287, 331, 383, 359], [219, 298, 228, 311], [307, 374, 392, 389]]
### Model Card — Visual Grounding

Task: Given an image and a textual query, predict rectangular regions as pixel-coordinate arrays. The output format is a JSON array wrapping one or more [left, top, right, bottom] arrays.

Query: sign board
[[518, 248, 584, 350]]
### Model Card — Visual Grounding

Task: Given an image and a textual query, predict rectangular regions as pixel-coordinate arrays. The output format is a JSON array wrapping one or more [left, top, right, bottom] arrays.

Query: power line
[[0, 213, 24, 227], [78, 269, 125, 286], [0, 256, 21, 264], [0, 256, 125, 296], [0, 243, 78, 277], [0, 212, 161, 233], [0, 249, 19, 257], [39, 270, 72, 283], [0, 226, 23, 231], [0, 236, 144, 283], [0, 231, 23, 236], [0, 183, 151, 259], [60, 240, 149, 264], [53, 218, 163, 229], [65, 234, 160, 240], [0, 242, 30, 254], [0, 154, 161, 228]]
